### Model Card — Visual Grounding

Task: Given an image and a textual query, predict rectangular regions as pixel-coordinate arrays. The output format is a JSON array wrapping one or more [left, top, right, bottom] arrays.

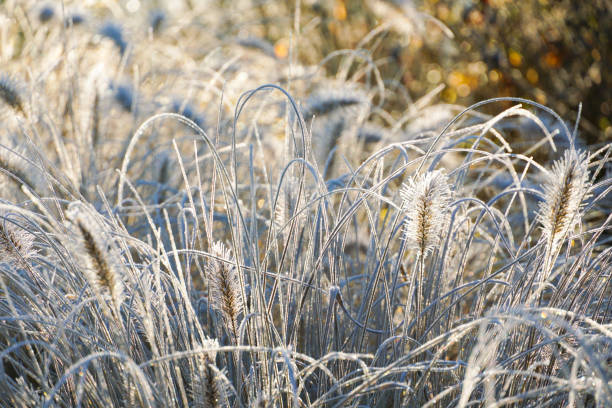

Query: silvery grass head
[[0, 73, 25, 114], [170, 98, 206, 128], [149, 9, 166, 34], [0, 146, 44, 194], [536, 149, 591, 273], [400, 169, 452, 261], [110, 81, 136, 113], [192, 337, 228, 408], [301, 86, 369, 119], [99, 21, 128, 55], [0, 215, 36, 268], [38, 4, 55, 23], [66, 202, 125, 314], [207, 241, 243, 343]]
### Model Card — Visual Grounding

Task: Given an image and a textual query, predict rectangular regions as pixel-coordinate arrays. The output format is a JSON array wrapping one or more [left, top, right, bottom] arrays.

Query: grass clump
[[0, 1, 610, 407]]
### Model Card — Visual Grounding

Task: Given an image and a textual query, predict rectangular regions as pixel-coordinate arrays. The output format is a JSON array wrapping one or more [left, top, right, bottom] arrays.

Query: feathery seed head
[[100, 21, 128, 55], [274, 175, 303, 232], [302, 87, 368, 119], [537, 149, 590, 251], [65, 13, 85, 27], [0, 146, 47, 193], [207, 242, 243, 340], [149, 10, 166, 34], [170, 99, 205, 128], [110, 82, 135, 112], [0, 74, 25, 114], [66, 202, 124, 310], [194, 337, 226, 408], [0, 216, 35, 268], [400, 169, 452, 259], [38, 5, 55, 23]]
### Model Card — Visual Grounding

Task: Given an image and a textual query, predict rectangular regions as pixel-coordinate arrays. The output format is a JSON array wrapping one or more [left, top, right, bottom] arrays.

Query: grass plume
[[0, 216, 35, 268], [193, 338, 226, 408], [399, 168, 452, 330], [99, 21, 128, 55], [400, 169, 452, 261], [536, 149, 591, 278], [0, 74, 25, 114], [207, 242, 243, 344], [66, 203, 124, 313]]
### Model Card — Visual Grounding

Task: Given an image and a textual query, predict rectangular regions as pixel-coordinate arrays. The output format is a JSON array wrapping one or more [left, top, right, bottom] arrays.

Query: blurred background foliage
[[3, 0, 609, 147], [251, 0, 610, 146]]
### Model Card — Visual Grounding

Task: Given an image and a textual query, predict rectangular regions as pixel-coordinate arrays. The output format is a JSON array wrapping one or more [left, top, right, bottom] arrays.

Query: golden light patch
[[489, 69, 501, 83], [544, 51, 561, 68], [448, 71, 465, 87], [427, 69, 442, 84], [534, 89, 547, 104], [509, 50, 522, 67], [274, 40, 288, 59], [467, 9, 484, 25], [526, 68, 539, 84], [442, 87, 457, 103], [333, 1, 347, 21], [457, 83, 471, 97], [379, 207, 388, 222]]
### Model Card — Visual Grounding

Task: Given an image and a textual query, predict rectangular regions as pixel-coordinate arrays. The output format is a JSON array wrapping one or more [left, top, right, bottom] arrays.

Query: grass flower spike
[[536, 149, 590, 276], [99, 21, 128, 55], [0, 216, 35, 268], [400, 169, 452, 261], [66, 203, 124, 313], [194, 337, 226, 408], [0, 74, 25, 114], [208, 242, 243, 343]]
